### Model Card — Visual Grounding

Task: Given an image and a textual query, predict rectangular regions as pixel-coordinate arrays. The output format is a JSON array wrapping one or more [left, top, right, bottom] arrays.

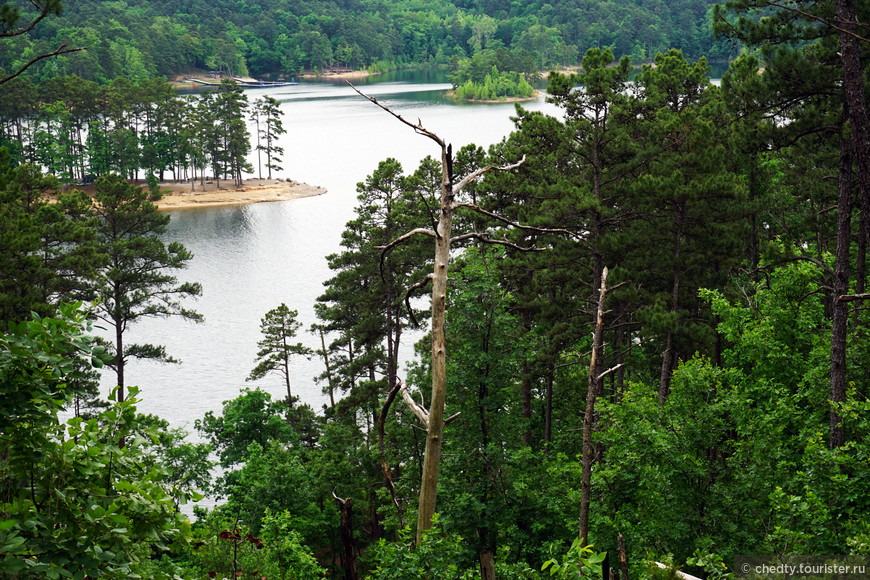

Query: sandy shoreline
[[153, 178, 326, 210]]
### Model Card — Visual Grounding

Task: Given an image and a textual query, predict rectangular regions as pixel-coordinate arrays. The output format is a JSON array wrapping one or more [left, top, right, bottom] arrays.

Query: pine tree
[[631, 50, 746, 401], [248, 303, 312, 406], [315, 158, 430, 419], [87, 173, 201, 402], [215, 80, 252, 186], [252, 95, 286, 179], [715, 0, 870, 448]]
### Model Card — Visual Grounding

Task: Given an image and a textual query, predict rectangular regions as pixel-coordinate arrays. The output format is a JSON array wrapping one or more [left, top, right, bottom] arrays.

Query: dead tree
[[350, 83, 579, 545], [579, 267, 622, 547]]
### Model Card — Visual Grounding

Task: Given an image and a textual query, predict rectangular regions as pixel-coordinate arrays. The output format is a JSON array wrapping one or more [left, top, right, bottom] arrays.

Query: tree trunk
[[616, 320, 625, 398], [580, 266, 608, 547], [334, 495, 358, 580], [319, 328, 335, 409], [416, 144, 453, 544], [659, 210, 683, 405], [479, 547, 496, 580], [544, 362, 554, 447], [520, 365, 532, 446], [520, 309, 533, 446], [114, 285, 125, 403], [837, 0, 870, 305], [830, 124, 851, 450], [617, 532, 630, 580]]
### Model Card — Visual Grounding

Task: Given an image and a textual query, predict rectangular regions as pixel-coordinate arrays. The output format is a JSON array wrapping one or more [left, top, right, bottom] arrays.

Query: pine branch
[[764, 0, 870, 44]]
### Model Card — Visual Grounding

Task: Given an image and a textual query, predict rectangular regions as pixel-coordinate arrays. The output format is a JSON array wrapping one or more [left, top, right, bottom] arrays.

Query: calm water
[[101, 70, 559, 435]]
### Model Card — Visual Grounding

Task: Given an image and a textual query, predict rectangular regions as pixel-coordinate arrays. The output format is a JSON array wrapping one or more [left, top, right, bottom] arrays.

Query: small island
[[448, 49, 539, 103], [449, 65, 537, 102]]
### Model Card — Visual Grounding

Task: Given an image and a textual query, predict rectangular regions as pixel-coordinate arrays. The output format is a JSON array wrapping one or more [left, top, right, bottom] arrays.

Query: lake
[[101, 70, 559, 436]]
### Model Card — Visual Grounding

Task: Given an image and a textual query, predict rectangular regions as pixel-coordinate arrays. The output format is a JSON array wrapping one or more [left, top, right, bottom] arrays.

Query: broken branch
[[451, 156, 526, 193], [348, 82, 445, 148], [399, 378, 429, 429], [453, 202, 585, 240], [449, 232, 545, 252], [403, 273, 435, 327]]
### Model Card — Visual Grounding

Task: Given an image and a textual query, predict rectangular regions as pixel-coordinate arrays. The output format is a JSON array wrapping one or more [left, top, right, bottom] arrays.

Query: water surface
[[103, 71, 559, 434]]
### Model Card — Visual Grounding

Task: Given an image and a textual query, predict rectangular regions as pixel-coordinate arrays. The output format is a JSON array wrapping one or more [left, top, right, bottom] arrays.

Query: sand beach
[[152, 178, 326, 209]]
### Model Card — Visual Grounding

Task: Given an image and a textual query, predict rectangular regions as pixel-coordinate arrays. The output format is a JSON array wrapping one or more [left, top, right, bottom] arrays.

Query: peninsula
[[153, 178, 326, 210]]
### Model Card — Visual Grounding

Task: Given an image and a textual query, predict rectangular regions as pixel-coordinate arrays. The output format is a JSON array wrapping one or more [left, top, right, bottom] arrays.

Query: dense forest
[[0, 0, 736, 83], [3, 0, 870, 578]]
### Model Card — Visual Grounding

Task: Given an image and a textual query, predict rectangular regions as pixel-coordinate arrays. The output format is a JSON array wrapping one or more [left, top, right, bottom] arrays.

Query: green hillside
[[0, 0, 735, 82]]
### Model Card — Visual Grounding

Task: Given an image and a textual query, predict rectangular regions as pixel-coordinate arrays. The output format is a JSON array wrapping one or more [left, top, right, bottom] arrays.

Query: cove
[[100, 70, 559, 435]]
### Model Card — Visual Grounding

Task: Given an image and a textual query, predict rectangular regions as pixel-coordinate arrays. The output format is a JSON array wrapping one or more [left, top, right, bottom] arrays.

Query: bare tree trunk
[[580, 267, 608, 547], [618, 532, 630, 580], [348, 85, 530, 545], [416, 145, 453, 543], [319, 328, 335, 409]]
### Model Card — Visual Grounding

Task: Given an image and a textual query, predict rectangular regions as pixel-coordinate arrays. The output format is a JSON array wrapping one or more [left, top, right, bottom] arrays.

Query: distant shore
[[171, 69, 371, 90], [153, 178, 326, 210]]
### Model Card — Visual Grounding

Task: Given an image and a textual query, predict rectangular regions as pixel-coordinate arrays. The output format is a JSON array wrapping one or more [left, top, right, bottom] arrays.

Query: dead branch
[[453, 202, 585, 240], [377, 227, 437, 283], [1, 1, 56, 38], [452, 156, 526, 193], [348, 82, 445, 148], [376, 227, 437, 253], [448, 232, 545, 252], [765, 0, 870, 44], [399, 378, 429, 429], [839, 293, 870, 302], [598, 363, 625, 382]]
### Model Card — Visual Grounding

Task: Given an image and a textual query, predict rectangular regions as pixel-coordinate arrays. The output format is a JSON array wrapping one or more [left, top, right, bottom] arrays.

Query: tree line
[[0, 75, 285, 188]]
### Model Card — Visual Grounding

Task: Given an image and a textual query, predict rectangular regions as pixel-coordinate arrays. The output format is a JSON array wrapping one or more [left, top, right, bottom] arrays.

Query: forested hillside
[[2, 0, 870, 578], [0, 0, 734, 82]]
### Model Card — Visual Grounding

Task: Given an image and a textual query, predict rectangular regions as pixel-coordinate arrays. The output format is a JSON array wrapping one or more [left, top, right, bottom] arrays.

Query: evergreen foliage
[[87, 173, 202, 400], [2, 0, 870, 575], [453, 65, 533, 100], [0, 76, 263, 186], [0, 0, 735, 82], [248, 304, 313, 406]]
